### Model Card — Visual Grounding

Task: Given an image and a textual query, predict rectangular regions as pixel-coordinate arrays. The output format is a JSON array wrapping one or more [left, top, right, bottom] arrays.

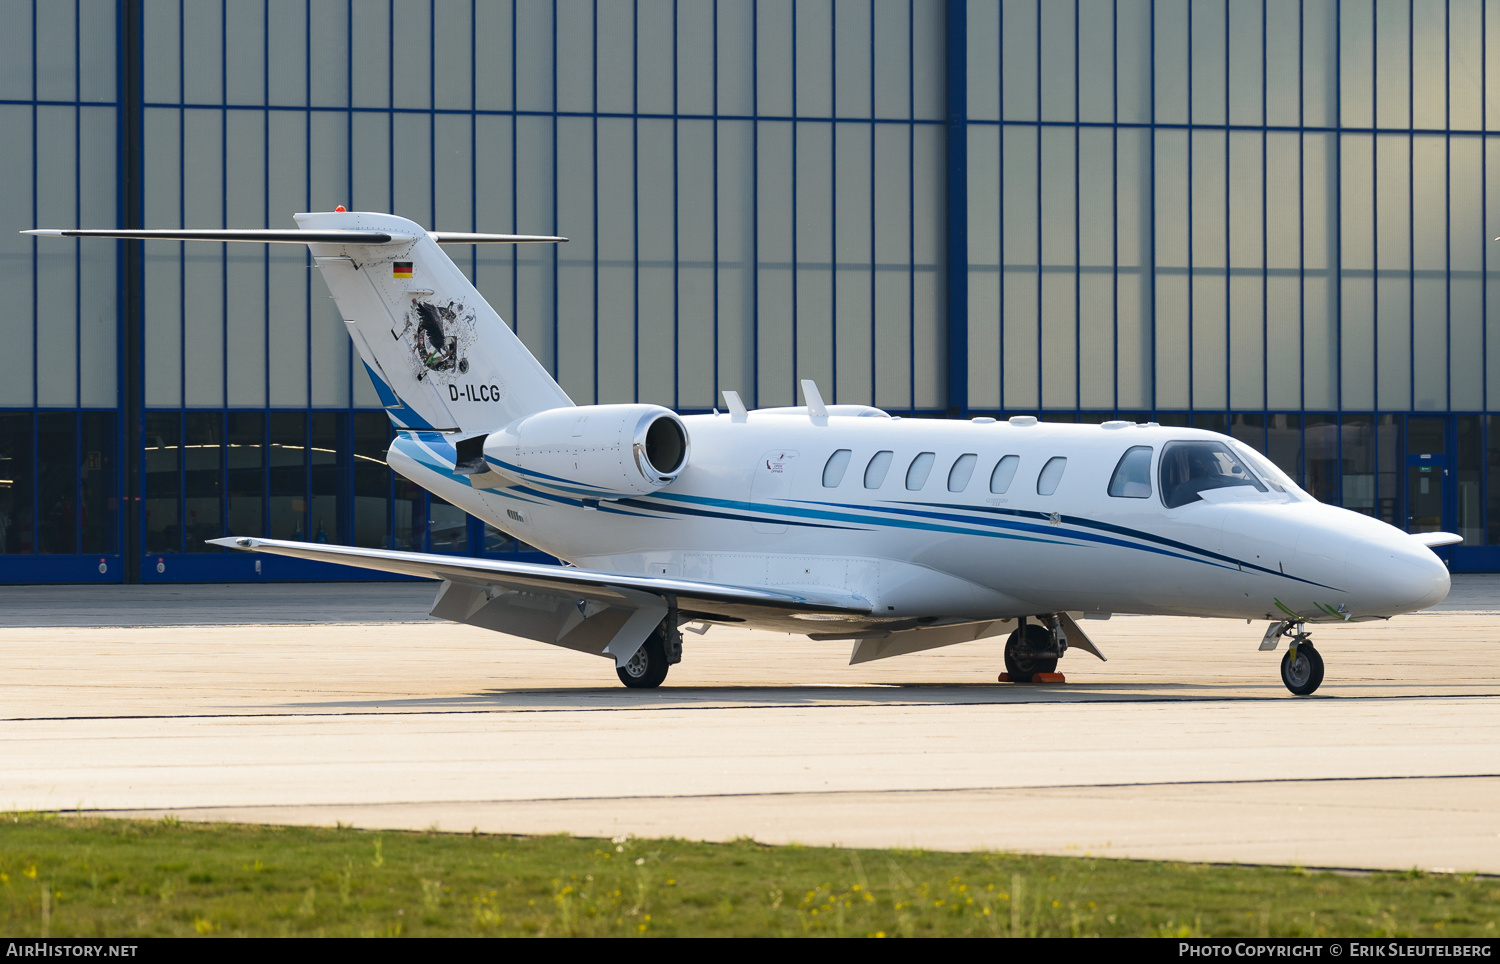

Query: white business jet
[[28, 211, 1456, 695]]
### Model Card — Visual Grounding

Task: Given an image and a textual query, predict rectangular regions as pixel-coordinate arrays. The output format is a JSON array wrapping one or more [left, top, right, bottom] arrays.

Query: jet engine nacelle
[[481, 403, 690, 497]]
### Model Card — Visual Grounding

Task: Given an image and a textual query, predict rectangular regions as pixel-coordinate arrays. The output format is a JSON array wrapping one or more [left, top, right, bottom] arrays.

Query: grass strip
[[0, 812, 1496, 937]]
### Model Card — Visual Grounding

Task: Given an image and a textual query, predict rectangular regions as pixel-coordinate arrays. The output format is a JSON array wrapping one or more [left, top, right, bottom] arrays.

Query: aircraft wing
[[207, 537, 871, 665], [1412, 532, 1463, 548]]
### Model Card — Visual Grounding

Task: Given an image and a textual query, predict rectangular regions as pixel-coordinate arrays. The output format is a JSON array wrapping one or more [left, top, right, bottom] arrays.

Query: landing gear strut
[[1003, 616, 1064, 683], [1267, 620, 1324, 696]]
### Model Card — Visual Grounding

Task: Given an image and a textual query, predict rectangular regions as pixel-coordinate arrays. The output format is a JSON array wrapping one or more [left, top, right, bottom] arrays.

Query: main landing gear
[[1003, 616, 1065, 683], [615, 618, 684, 689], [1265, 620, 1324, 696]]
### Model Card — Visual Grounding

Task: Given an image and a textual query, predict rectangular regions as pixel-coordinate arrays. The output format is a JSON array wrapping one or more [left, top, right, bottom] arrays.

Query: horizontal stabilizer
[[31, 213, 575, 434], [430, 232, 567, 244], [23, 228, 409, 244], [23, 228, 567, 245]]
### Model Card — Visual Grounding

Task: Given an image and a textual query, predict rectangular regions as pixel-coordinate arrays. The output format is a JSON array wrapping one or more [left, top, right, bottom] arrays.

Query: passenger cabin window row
[[821, 439, 1292, 507], [820, 450, 1067, 496]]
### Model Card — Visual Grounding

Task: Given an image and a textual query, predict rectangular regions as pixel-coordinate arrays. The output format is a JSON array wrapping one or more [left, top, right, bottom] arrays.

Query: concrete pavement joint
[[61, 771, 1500, 812], [4, 690, 1499, 723]]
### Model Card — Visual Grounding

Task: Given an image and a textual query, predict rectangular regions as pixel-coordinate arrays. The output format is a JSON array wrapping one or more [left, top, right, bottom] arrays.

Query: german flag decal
[[392, 261, 413, 279]]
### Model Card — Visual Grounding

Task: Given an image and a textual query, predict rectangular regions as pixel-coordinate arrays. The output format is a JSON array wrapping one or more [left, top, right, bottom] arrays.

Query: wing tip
[[429, 232, 569, 245]]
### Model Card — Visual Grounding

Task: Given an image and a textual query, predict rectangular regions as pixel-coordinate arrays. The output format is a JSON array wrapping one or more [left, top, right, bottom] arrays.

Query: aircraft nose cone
[[1344, 537, 1450, 615]]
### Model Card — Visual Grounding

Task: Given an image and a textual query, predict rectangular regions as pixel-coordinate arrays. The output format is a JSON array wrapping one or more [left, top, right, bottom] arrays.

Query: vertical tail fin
[[297, 212, 572, 433]]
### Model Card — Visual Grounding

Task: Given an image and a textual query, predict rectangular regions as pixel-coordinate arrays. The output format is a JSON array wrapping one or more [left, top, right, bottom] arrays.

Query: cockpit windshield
[[1159, 440, 1267, 509], [1227, 439, 1311, 501]]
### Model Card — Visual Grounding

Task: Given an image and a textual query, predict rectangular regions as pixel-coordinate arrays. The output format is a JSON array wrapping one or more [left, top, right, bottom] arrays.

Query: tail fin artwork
[[25, 211, 571, 434]]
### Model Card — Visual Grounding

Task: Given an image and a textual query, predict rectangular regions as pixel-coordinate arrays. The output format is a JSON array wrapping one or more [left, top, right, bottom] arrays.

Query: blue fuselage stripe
[[392, 440, 1340, 592]]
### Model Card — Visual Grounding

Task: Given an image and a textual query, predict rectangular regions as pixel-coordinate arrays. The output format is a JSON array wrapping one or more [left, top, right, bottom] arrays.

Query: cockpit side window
[[1158, 440, 1267, 508], [1107, 446, 1154, 498]]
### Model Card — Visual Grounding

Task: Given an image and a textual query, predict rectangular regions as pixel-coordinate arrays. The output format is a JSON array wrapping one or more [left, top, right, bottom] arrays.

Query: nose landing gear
[[1280, 641, 1324, 695], [1263, 620, 1324, 695]]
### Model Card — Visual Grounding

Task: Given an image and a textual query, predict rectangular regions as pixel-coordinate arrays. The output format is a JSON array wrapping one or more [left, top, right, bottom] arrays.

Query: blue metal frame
[[10, 1, 1500, 582], [945, 0, 968, 416]]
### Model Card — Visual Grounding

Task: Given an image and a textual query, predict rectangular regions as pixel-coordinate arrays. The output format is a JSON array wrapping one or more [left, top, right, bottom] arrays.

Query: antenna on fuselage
[[721, 390, 748, 422], [799, 379, 828, 419]]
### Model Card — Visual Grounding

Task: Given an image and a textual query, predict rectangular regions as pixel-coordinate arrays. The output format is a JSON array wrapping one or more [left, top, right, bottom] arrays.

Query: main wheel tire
[[616, 631, 669, 689], [1004, 623, 1058, 684], [1280, 642, 1324, 696]]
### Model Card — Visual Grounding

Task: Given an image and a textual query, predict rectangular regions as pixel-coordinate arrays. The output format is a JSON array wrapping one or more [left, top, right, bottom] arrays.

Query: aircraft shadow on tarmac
[[279, 680, 1341, 714]]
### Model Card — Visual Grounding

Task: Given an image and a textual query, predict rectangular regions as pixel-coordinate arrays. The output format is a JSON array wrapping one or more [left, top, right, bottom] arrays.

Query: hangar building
[[3, 0, 1499, 582]]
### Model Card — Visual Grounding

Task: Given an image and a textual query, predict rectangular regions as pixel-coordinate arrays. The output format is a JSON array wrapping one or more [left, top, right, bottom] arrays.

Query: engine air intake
[[642, 415, 687, 478]]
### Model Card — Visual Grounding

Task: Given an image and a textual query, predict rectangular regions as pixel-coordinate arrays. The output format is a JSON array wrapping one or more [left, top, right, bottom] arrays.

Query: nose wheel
[[1263, 619, 1325, 695], [1279, 640, 1324, 695]]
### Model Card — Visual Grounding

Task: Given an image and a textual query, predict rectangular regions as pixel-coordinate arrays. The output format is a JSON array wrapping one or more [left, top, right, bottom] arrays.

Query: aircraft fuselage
[[389, 414, 1450, 633]]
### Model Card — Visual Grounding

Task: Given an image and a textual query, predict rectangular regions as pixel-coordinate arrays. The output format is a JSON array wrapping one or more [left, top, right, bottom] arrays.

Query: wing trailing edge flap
[[1058, 612, 1107, 662], [845, 619, 1016, 665], [841, 611, 1106, 665], [430, 579, 666, 666]]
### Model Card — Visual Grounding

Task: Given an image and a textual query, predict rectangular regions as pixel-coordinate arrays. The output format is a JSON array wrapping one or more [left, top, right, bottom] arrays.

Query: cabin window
[[1107, 446, 1154, 498], [822, 449, 852, 487], [1159, 440, 1267, 508], [948, 453, 978, 492], [1037, 457, 1067, 496], [989, 455, 1020, 494], [905, 452, 935, 490], [864, 450, 893, 488]]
